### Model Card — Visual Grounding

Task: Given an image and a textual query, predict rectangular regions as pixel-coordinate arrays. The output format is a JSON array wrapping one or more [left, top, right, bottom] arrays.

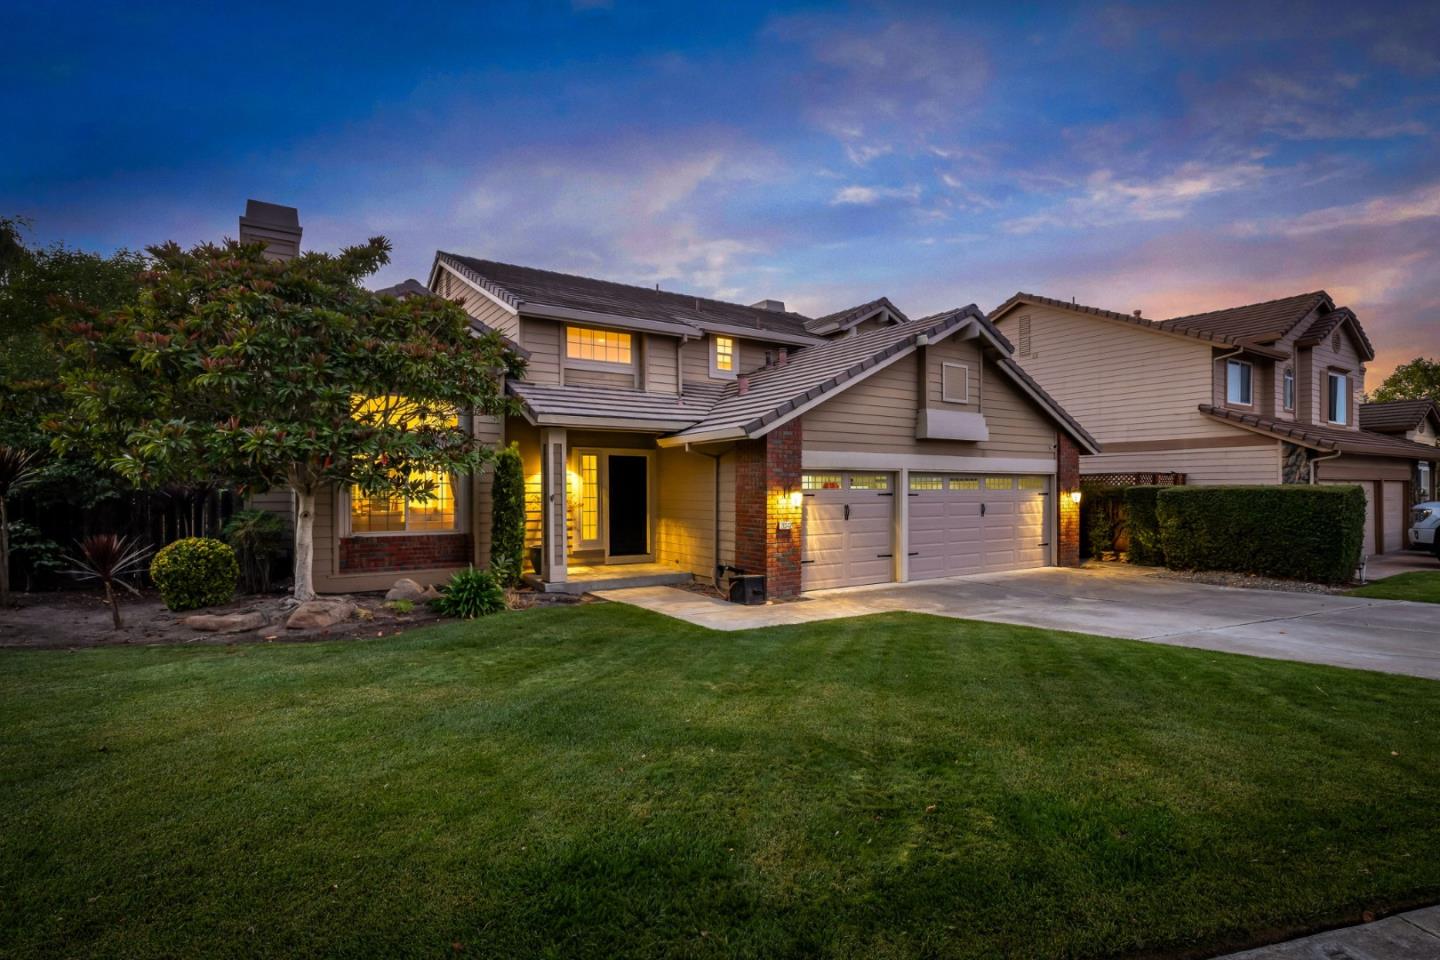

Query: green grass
[[1348, 570, 1440, 603], [2, 605, 1438, 959]]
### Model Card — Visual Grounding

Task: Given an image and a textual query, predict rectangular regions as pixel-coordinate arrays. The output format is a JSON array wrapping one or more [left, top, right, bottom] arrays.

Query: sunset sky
[[6, 1, 1439, 381]]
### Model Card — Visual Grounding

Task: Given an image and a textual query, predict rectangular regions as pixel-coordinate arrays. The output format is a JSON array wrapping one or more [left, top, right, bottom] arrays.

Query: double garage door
[[801, 471, 1050, 591]]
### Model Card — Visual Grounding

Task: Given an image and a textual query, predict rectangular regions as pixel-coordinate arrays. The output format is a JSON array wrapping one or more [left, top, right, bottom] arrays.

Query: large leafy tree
[[1369, 357, 1440, 404], [52, 237, 523, 599]]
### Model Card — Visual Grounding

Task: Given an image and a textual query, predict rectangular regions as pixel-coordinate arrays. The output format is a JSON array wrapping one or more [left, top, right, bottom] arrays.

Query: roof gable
[[1359, 399, 1440, 434], [1157, 291, 1331, 343], [804, 296, 911, 335]]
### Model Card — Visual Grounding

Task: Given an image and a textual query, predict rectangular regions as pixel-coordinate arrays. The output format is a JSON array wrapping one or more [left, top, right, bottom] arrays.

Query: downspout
[[1308, 448, 1341, 484]]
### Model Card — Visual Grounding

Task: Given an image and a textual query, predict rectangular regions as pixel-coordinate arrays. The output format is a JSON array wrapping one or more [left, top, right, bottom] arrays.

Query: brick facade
[[338, 533, 472, 574], [733, 419, 803, 598], [1056, 432, 1081, 567]]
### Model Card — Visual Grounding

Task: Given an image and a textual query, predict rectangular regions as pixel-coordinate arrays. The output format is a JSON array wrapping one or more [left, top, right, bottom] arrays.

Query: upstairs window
[[1327, 372, 1348, 424], [566, 326, 632, 365], [1282, 366, 1295, 411], [1226, 359, 1252, 406], [711, 335, 736, 378]]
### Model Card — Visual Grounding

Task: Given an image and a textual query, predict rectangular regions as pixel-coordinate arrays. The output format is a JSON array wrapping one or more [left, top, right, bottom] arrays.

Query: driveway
[[596, 563, 1440, 680]]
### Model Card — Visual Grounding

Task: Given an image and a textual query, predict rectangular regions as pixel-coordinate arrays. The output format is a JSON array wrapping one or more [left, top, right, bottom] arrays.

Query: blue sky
[[5, 1, 1440, 380]]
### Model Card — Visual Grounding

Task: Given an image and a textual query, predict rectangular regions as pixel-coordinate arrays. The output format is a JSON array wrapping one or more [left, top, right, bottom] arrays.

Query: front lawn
[[1348, 570, 1440, 603], [2, 605, 1438, 959]]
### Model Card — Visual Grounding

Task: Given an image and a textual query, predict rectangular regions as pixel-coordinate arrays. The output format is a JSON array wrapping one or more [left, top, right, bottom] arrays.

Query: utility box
[[728, 574, 767, 605]]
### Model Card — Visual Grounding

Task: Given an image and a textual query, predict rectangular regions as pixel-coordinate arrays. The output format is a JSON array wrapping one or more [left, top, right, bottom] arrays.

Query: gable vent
[[1018, 315, 1032, 357], [1332, 331, 1341, 352]]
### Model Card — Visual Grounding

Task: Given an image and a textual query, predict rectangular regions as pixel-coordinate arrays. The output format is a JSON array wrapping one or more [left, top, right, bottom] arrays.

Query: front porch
[[523, 561, 692, 595]]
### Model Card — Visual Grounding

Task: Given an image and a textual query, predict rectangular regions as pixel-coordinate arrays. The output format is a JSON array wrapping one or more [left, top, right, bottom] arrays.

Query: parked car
[[1411, 501, 1440, 558]]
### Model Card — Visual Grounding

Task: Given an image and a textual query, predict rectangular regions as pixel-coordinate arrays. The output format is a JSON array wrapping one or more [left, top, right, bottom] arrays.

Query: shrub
[[432, 566, 506, 619], [1081, 486, 1127, 557], [222, 509, 290, 593], [1123, 486, 1165, 566], [1156, 485, 1365, 584], [490, 444, 525, 587], [386, 598, 414, 615], [149, 537, 239, 611]]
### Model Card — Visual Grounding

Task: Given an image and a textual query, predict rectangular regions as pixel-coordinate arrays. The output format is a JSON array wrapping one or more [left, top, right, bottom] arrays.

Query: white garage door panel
[[906, 475, 1049, 580], [801, 473, 895, 591]]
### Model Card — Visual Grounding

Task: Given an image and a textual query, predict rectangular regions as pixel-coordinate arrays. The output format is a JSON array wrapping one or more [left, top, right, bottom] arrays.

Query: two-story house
[[234, 193, 1101, 601], [989, 292, 1440, 558]]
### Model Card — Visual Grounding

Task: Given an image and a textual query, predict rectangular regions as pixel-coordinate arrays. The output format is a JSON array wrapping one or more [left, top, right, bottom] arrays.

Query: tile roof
[[508, 381, 712, 431], [1157, 291, 1330, 343], [1198, 405, 1440, 460], [436, 252, 819, 341], [1295, 307, 1376, 360], [989, 291, 1150, 330], [1359, 399, 1440, 433], [805, 296, 910, 334]]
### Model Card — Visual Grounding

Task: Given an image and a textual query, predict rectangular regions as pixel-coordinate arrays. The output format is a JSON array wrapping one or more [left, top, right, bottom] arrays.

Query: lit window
[[1283, 367, 1295, 411], [1327, 372, 1348, 424], [580, 454, 599, 541], [949, 477, 980, 490], [802, 473, 842, 491], [909, 474, 944, 491], [348, 395, 458, 534], [713, 335, 735, 374], [848, 474, 889, 490], [566, 326, 632, 365], [985, 476, 1013, 490], [1226, 359, 1252, 405], [1018, 476, 1046, 490]]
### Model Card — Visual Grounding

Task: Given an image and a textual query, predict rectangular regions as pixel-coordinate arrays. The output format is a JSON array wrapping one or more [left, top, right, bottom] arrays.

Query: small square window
[[985, 476, 1013, 490], [1018, 476, 1046, 490], [909, 474, 944, 491], [848, 473, 890, 490], [941, 363, 970, 404], [802, 473, 842, 491], [949, 477, 980, 490]]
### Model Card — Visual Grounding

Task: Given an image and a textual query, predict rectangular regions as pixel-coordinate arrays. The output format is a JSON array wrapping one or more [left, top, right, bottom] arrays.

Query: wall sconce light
[[787, 489, 804, 510], [1069, 489, 1083, 505]]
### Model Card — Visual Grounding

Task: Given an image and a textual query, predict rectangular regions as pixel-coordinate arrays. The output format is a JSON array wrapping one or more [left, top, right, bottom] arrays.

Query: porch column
[[734, 419, 803, 598], [540, 427, 568, 585]]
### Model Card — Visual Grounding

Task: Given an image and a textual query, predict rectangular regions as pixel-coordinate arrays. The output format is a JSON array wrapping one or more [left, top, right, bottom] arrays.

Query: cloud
[[1252, 181, 1440, 236], [1003, 160, 1269, 233], [831, 184, 921, 205]]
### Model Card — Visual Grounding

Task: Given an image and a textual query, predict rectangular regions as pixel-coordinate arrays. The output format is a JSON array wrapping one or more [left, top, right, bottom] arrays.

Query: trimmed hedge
[[1156, 485, 1365, 584], [150, 537, 239, 610], [1122, 486, 1164, 566], [1080, 486, 1127, 557]]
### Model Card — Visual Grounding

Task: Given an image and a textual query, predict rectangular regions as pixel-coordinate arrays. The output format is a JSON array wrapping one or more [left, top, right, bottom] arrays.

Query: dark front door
[[607, 455, 648, 556]]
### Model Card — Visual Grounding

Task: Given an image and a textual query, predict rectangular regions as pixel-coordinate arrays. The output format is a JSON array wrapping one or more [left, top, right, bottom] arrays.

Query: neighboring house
[[240, 195, 1098, 599], [1360, 399, 1440, 509], [989, 291, 1440, 558]]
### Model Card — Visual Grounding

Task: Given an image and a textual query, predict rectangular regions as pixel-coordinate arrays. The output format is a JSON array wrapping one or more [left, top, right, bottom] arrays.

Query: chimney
[[1133, 309, 1143, 319], [238, 199, 302, 261], [750, 298, 786, 312], [777, 347, 788, 366], [737, 374, 750, 395]]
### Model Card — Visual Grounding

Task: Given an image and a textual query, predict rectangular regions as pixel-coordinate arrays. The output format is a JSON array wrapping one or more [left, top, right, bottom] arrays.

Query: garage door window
[[909, 474, 944, 491], [849, 473, 889, 490], [802, 473, 842, 491], [1018, 476, 1046, 490], [985, 477, 1013, 490], [949, 477, 980, 490]]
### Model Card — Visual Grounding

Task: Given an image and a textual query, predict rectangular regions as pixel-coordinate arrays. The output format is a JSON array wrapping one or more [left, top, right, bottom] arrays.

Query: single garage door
[[801, 472, 894, 591], [907, 474, 1049, 580], [1382, 480, 1405, 553]]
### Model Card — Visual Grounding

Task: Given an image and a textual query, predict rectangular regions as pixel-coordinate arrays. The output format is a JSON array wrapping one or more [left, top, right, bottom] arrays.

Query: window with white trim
[[566, 326, 632, 365], [1282, 366, 1295, 411], [1226, 359, 1252, 405], [941, 363, 970, 404], [710, 335, 736, 378], [1327, 372, 1348, 424]]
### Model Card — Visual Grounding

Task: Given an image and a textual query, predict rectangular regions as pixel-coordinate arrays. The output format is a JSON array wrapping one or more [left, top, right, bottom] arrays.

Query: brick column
[[734, 419, 803, 598], [1056, 432, 1081, 567]]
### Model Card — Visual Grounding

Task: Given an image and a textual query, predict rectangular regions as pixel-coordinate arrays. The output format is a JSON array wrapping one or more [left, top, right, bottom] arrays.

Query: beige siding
[[436, 267, 519, 340], [1306, 330, 1367, 428], [656, 447, 719, 581], [1080, 444, 1281, 485], [995, 304, 1233, 443], [247, 489, 294, 529], [681, 336, 779, 387], [563, 367, 637, 390], [645, 334, 679, 394], [521, 318, 562, 384], [803, 351, 1056, 458], [718, 451, 735, 568]]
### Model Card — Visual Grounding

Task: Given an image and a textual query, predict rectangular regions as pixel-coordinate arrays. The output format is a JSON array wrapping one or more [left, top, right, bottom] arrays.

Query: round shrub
[[150, 537, 239, 611]]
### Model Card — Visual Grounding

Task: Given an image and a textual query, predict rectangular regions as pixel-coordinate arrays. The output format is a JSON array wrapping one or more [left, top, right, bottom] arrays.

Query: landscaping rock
[[285, 599, 356, 630], [385, 578, 429, 602], [184, 611, 269, 633]]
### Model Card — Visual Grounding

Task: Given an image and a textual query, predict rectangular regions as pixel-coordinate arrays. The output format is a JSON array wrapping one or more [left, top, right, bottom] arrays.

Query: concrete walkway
[[595, 563, 1440, 680], [1213, 905, 1440, 958]]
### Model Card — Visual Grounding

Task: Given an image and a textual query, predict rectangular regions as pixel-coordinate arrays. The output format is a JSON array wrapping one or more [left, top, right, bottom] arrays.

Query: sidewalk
[[1214, 905, 1440, 958]]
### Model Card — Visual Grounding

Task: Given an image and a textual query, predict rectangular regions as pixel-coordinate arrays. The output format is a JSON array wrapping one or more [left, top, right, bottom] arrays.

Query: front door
[[607, 455, 649, 557]]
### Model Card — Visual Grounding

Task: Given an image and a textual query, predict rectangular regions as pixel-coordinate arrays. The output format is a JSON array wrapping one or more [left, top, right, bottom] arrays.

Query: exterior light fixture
[[1069, 490, 1083, 505], [787, 489, 804, 509]]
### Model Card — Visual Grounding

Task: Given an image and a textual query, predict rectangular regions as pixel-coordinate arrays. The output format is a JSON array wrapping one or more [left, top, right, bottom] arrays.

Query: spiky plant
[[0, 446, 38, 606], [65, 534, 150, 629]]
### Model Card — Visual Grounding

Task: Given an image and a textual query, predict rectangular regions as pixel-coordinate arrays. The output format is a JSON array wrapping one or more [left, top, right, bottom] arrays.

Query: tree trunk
[[104, 580, 121, 630], [292, 487, 317, 601], [0, 495, 10, 607]]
